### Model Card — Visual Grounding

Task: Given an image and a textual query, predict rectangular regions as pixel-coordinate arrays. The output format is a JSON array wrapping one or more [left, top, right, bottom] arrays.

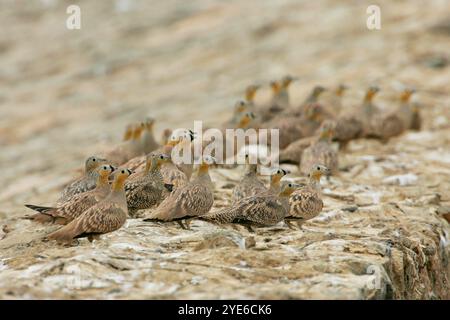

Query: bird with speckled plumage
[[25, 164, 115, 225], [300, 120, 338, 175], [48, 168, 132, 243], [286, 164, 329, 228], [125, 152, 171, 217], [201, 182, 300, 228], [57, 156, 108, 204], [143, 155, 216, 229]]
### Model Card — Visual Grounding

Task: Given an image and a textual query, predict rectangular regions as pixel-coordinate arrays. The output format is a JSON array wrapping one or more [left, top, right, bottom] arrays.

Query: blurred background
[[0, 0, 449, 210]]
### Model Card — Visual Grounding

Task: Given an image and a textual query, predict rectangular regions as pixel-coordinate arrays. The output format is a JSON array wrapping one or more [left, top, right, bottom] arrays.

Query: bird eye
[[121, 170, 125, 174], [92, 158, 96, 162], [317, 166, 320, 170], [289, 183, 292, 187], [160, 155, 164, 159]]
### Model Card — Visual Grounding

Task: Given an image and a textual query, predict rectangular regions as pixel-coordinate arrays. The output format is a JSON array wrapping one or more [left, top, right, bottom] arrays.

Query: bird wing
[[76, 202, 127, 235], [205, 195, 284, 226], [289, 189, 323, 219]]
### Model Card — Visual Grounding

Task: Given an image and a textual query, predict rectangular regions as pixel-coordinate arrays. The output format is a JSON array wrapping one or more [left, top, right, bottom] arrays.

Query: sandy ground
[[0, 0, 449, 299]]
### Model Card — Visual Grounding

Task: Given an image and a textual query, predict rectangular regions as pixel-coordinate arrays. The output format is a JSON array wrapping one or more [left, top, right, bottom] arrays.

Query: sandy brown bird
[[245, 84, 260, 106], [141, 117, 159, 154], [57, 156, 108, 204], [295, 85, 327, 116], [160, 129, 196, 186], [201, 182, 300, 228], [299, 120, 338, 175], [259, 76, 297, 122], [359, 86, 382, 138], [379, 87, 421, 139], [332, 90, 365, 149], [231, 154, 266, 203], [122, 124, 134, 141], [278, 119, 339, 165], [265, 167, 289, 194], [266, 103, 330, 149], [209, 111, 258, 163], [286, 164, 329, 228], [223, 100, 251, 128], [104, 123, 145, 166], [321, 84, 349, 117], [125, 152, 171, 217], [123, 128, 194, 181], [47, 168, 132, 244], [25, 164, 115, 225], [143, 155, 215, 228]]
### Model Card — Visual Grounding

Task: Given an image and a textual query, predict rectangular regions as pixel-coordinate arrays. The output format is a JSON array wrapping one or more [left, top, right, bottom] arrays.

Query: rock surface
[[0, 0, 449, 299]]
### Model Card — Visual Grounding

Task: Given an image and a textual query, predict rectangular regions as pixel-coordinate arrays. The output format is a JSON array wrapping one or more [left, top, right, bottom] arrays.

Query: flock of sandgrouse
[[24, 75, 422, 244]]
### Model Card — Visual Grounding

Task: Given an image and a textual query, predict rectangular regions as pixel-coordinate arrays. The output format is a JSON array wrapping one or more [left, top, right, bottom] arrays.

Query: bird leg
[[284, 219, 296, 230], [176, 220, 192, 230], [183, 218, 194, 230], [88, 234, 101, 243], [243, 224, 255, 233]]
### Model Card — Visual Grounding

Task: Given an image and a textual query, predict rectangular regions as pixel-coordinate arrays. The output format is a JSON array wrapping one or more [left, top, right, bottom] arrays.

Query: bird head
[[309, 164, 330, 181], [245, 84, 260, 102], [279, 182, 302, 197], [365, 86, 380, 102], [335, 84, 349, 97], [281, 75, 298, 88], [85, 156, 108, 173], [144, 117, 155, 131], [400, 87, 416, 102], [234, 100, 248, 114], [271, 168, 288, 184]]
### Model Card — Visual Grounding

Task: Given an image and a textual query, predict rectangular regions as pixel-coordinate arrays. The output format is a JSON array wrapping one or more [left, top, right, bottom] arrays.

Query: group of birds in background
[[24, 75, 422, 244]]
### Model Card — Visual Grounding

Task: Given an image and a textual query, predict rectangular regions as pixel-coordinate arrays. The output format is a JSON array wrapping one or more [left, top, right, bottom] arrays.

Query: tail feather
[[25, 204, 55, 214], [47, 222, 79, 243]]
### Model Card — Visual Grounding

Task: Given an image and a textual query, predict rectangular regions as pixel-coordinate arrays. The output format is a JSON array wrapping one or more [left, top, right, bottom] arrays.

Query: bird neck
[[197, 163, 210, 176], [236, 117, 251, 129], [244, 164, 257, 177], [318, 131, 332, 143], [269, 175, 282, 192], [246, 91, 256, 103], [335, 88, 345, 97], [145, 159, 160, 174], [308, 174, 322, 193], [400, 92, 412, 103], [123, 129, 132, 141], [112, 176, 127, 193], [307, 91, 320, 104], [96, 173, 110, 188]]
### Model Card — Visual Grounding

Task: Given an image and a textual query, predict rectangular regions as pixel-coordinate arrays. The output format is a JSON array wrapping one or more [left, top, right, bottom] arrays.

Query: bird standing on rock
[[359, 86, 382, 138], [231, 154, 266, 203], [321, 84, 349, 117], [245, 84, 260, 106], [25, 164, 115, 225], [259, 76, 297, 121], [201, 182, 300, 228], [300, 120, 338, 176], [143, 155, 216, 229], [125, 152, 171, 217], [286, 164, 329, 228], [104, 123, 145, 166], [58, 156, 108, 204], [141, 117, 159, 154], [48, 168, 132, 244], [378, 87, 420, 140]]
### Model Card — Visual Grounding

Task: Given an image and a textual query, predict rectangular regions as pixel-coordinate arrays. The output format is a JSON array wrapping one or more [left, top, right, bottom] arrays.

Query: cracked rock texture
[[0, 0, 449, 299]]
